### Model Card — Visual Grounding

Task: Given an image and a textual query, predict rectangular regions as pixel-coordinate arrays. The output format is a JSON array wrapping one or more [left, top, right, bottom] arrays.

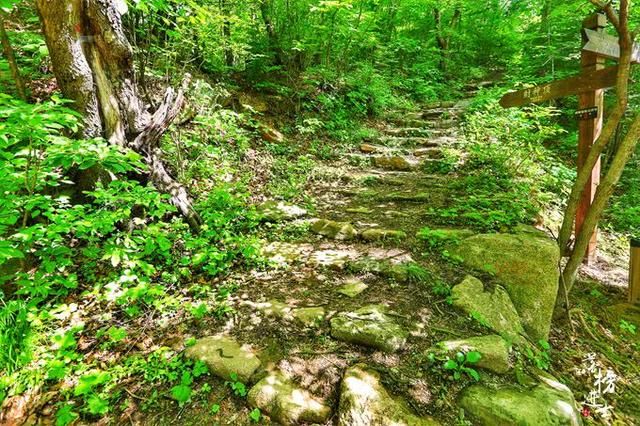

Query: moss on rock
[[450, 232, 560, 341]]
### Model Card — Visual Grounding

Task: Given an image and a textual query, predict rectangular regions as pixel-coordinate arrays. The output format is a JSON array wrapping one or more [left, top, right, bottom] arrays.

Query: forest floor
[[138, 96, 639, 425], [4, 90, 640, 426]]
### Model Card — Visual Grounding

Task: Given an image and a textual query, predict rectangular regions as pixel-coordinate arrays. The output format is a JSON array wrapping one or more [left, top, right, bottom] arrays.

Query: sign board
[[499, 66, 618, 108], [575, 107, 599, 120], [583, 28, 640, 63]]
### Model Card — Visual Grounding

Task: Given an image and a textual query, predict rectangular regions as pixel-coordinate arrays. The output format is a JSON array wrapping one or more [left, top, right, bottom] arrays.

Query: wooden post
[[576, 13, 606, 265], [630, 238, 640, 304]]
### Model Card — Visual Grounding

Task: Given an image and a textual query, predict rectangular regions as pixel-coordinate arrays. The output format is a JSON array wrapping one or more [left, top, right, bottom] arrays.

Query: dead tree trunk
[[35, 0, 202, 229]]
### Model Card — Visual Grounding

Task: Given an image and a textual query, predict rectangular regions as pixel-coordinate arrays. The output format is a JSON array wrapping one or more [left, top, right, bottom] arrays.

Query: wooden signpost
[[500, 13, 623, 265]]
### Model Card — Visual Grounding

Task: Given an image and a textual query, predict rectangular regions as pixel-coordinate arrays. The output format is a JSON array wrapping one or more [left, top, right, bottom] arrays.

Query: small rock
[[338, 364, 440, 426], [413, 147, 443, 158], [436, 335, 512, 374], [361, 228, 407, 242], [460, 374, 582, 426], [248, 372, 331, 425], [337, 279, 368, 298], [291, 307, 325, 327], [360, 143, 381, 153], [451, 276, 526, 343], [184, 335, 261, 382], [257, 299, 292, 319], [258, 201, 307, 222], [311, 219, 358, 240], [373, 155, 420, 171], [347, 258, 414, 283], [331, 305, 408, 352], [260, 125, 284, 143]]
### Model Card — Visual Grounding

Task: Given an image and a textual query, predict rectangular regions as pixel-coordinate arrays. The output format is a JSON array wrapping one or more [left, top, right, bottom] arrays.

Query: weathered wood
[[630, 239, 640, 304], [576, 15, 605, 265], [499, 66, 618, 108], [583, 28, 640, 63]]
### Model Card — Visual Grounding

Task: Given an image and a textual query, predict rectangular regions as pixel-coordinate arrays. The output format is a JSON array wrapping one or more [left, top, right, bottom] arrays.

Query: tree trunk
[[35, 0, 202, 229], [0, 11, 27, 100], [259, 0, 283, 66]]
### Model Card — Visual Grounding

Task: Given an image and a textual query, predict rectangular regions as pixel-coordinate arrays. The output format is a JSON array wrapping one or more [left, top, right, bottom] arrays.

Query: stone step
[[424, 100, 458, 109], [383, 127, 432, 137], [413, 147, 443, 158], [421, 107, 463, 119], [377, 136, 439, 147], [372, 155, 422, 171], [424, 118, 458, 129]]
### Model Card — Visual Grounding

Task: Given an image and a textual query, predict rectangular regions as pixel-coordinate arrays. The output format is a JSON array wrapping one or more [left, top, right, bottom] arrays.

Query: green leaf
[[210, 403, 221, 414], [106, 326, 127, 342], [74, 372, 111, 396], [171, 384, 192, 406], [443, 359, 458, 370], [465, 351, 482, 364], [87, 394, 109, 415], [249, 408, 261, 422], [463, 367, 481, 381], [55, 404, 78, 426]]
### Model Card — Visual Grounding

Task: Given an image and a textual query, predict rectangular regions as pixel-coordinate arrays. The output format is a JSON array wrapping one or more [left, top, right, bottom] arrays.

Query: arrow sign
[[583, 28, 640, 63], [500, 66, 618, 108]]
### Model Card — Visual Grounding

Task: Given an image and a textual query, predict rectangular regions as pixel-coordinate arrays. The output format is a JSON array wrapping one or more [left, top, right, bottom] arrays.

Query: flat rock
[[373, 155, 420, 171], [339, 364, 440, 426], [337, 279, 368, 298], [331, 305, 408, 352], [258, 201, 307, 222], [361, 228, 407, 242], [184, 335, 261, 382], [413, 147, 443, 158], [248, 372, 331, 425], [451, 276, 525, 343], [346, 258, 414, 283], [291, 307, 325, 327], [360, 143, 382, 153], [450, 231, 560, 341], [460, 373, 582, 426], [311, 219, 358, 240], [436, 335, 512, 374]]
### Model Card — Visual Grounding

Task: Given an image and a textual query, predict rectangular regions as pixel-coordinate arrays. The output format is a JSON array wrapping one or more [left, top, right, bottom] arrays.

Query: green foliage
[[0, 300, 31, 373], [525, 340, 552, 371], [620, 319, 637, 336], [428, 350, 482, 382], [226, 372, 247, 397]]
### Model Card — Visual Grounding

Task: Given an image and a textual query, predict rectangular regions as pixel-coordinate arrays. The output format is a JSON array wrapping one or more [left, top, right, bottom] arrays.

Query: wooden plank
[[630, 239, 640, 303], [499, 66, 618, 108], [583, 28, 640, 63]]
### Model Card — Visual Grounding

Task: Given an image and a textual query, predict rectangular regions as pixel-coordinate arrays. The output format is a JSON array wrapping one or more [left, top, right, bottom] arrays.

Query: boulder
[[258, 201, 307, 222], [450, 231, 560, 341], [311, 219, 358, 240], [184, 335, 261, 382], [248, 372, 331, 425], [451, 276, 525, 343], [337, 279, 368, 298], [361, 228, 407, 242], [460, 374, 582, 426], [436, 335, 512, 374], [373, 156, 420, 171], [331, 305, 408, 352], [338, 364, 440, 426]]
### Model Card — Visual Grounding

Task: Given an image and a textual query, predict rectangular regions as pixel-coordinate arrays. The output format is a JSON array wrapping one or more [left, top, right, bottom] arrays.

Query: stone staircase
[[183, 93, 582, 425]]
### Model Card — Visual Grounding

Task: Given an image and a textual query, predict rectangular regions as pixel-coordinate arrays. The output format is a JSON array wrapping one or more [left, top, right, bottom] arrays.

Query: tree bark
[[35, 0, 201, 229], [0, 11, 27, 100]]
